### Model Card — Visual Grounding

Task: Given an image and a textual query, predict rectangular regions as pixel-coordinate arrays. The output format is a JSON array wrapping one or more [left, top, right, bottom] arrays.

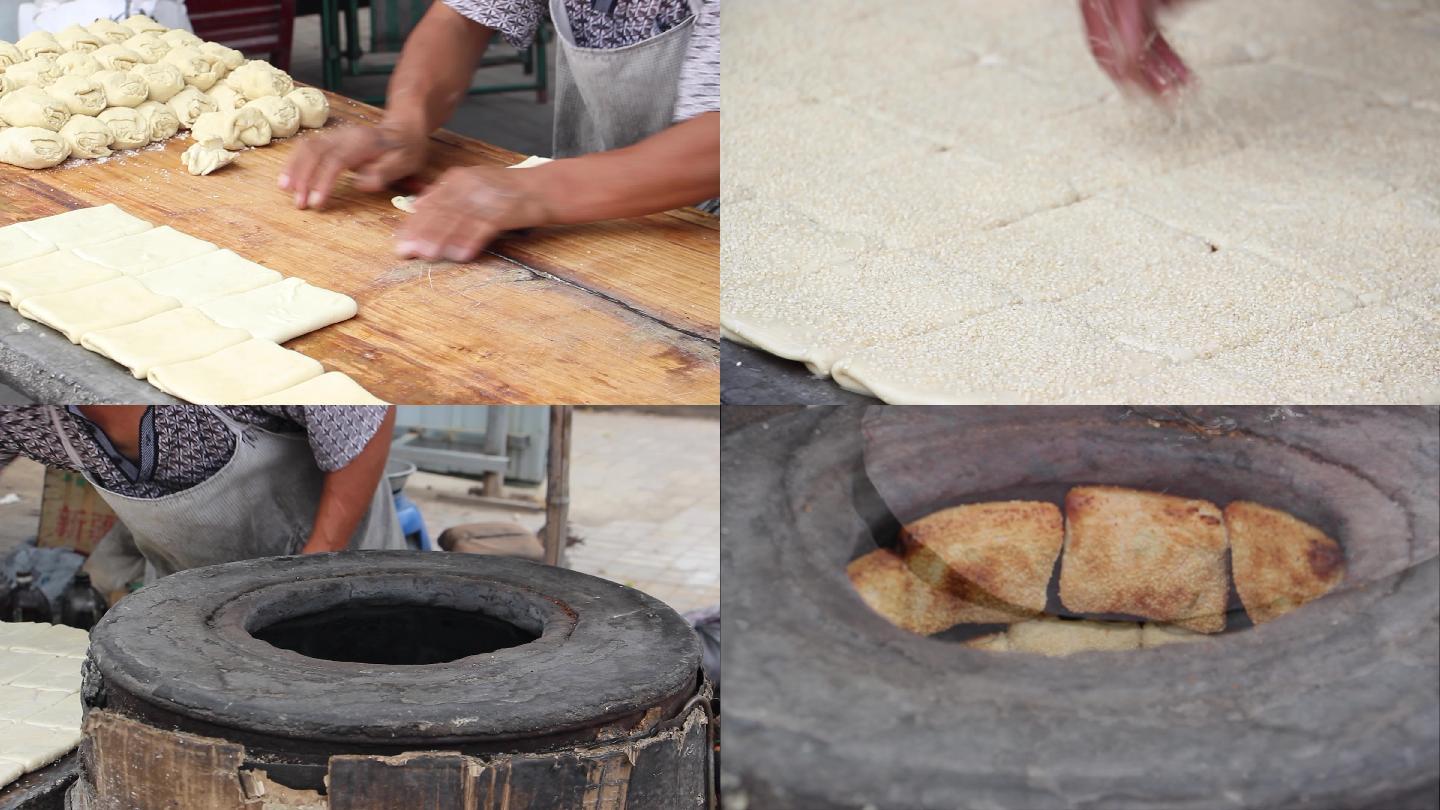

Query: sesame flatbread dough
[[1225, 500, 1345, 624], [197, 277, 357, 343], [82, 307, 251, 379], [137, 250, 282, 305], [18, 276, 180, 343], [722, 0, 1440, 403], [1059, 486, 1230, 633], [248, 371, 387, 404], [0, 251, 120, 304], [0, 625, 87, 790], [0, 225, 56, 267], [147, 338, 324, 403], [73, 226, 220, 273], [14, 204, 152, 249]]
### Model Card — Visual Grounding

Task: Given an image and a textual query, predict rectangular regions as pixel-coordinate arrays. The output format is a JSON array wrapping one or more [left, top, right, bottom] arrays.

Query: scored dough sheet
[[0, 205, 378, 402], [0, 624, 88, 789], [147, 337, 324, 403], [723, 0, 1440, 404], [248, 371, 388, 404]]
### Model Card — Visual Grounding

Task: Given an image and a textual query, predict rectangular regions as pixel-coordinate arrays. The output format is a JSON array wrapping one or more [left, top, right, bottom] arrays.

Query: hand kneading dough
[[97, 107, 150, 149], [92, 70, 148, 108], [122, 14, 168, 35], [124, 32, 170, 65], [225, 61, 294, 100], [83, 307, 250, 378], [167, 86, 217, 128], [55, 25, 103, 53], [0, 226, 56, 267], [74, 226, 218, 273], [47, 76, 107, 116], [3, 58, 64, 89], [250, 372, 387, 405], [19, 276, 179, 343], [245, 95, 301, 138], [0, 87, 70, 131], [181, 138, 237, 175], [207, 84, 246, 111], [0, 127, 71, 169], [286, 88, 329, 128], [14, 31, 62, 61], [60, 114, 117, 158], [0, 251, 120, 304], [199, 42, 247, 71], [54, 52, 103, 78], [198, 277, 357, 343], [191, 106, 271, 149], [162, 47, 222, 91], [148, 338, 324, 403], [91, 44, 143, 73], [132, 62, 185, 103], [16, 204, 152, 249], [136, 100, 181, 141], [138, 249, 281, 305], [86, 19, 134, 45]]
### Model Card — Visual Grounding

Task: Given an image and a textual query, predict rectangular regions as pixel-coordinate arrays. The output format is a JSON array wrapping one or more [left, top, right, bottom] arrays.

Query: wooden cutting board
[[0, 91, 719, 404]]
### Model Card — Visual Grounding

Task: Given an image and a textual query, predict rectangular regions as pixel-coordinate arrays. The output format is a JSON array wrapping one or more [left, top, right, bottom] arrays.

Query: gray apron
[[549, 0, 701, 158], [48, 406, 404, 583]]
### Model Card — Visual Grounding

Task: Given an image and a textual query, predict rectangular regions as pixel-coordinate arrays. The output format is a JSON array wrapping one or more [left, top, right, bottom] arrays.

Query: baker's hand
[[1080, 0, 1192, 99], [279, 124, 429, 210], [396, 166, 553, 262]]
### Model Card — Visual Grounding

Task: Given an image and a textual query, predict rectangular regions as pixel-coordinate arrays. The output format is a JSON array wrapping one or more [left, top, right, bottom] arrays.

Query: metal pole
[[543, 406, 572, 567], [480, 407, 511, 497]]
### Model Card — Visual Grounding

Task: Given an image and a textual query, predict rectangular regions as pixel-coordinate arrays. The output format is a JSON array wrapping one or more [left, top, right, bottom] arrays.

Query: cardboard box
[[38, 468, 117, 556]]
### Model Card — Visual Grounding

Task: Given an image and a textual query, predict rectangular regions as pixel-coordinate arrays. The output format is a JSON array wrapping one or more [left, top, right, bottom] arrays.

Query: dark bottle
[[0, 576, 12, 619], [60, 571, 108, 630], [8, 570, 53, 624]]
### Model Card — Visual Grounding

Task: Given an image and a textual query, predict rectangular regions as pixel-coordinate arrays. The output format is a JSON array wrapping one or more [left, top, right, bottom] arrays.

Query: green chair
[[320, 0, 549, 105]]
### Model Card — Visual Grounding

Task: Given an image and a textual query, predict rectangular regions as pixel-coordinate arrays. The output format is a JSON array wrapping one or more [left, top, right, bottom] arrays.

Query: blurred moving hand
[[1080, 0, 1193, 99]]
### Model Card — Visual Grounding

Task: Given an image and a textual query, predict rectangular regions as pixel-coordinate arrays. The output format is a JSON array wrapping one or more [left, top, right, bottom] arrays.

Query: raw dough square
[[900, 501, 1062, 620], [22, 692, 82, 730], [73, 225, 220, 274], [0, 651, 59, 686], [0, 623, 88, 657], [249, 371, 386, 404], [1005, 618, 1142, 656], [198, 277, 357, 343], [19, 277, 180, 343], [16, 204, 153, 249], [0, 251, 121, 305], [0, 721, 82, 771], [137, 249, 282, 306], [0, 758, 23, 789], [148, 338, 324, 403], [0, 686, 70, 724], [82, 307, 251, 379], [0, 225, 56, 268], [7, 655, 82, 693], [1059, 485, 1229, 633], [1225, 501, 1345, 624]]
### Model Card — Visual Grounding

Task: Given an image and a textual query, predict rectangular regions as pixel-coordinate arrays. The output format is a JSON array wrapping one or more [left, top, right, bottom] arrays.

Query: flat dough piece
[[73, 225, 219, 273], [0, 623, 74, 653], [147, 338, 324, 403], [17, 205, 153, 249], [1005, 618, 1143, 657], [249, 371, 387, 404], [846, 548, 971, 635], [0, 721, 82, 771], [8, 625, 88, 659], [900, 500, 1062, 621], [197, 277, 357, 343], [0, 225, 56, 268], [137, 249, 282, 305], [1140, 622, 1207, 648], [83, 307, 251, 379], [7, 656, 81, 693], [1225, 501, 1345, 624], [0, 686, 70, 724], [0, 651, 56, 686], [19, 276, 180, 343], [23, 692, 83, 730], [1058, 486, 1230, 633], [0, 250, 121, 305], [0, 758, 23, 790]]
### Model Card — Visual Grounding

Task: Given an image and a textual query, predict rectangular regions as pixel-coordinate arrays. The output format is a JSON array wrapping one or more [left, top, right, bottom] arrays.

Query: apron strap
[[46, 406, 88, 470]]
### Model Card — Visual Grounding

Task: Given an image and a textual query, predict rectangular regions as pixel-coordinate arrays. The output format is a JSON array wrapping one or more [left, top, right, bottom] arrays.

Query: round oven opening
[[252, 601, 540, 665]]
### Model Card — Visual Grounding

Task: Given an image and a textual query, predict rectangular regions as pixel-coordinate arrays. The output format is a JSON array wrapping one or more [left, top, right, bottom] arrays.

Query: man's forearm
[[384, 4, 495, 136], [304, 408, 397, 554], [530, 112, 721, 224]]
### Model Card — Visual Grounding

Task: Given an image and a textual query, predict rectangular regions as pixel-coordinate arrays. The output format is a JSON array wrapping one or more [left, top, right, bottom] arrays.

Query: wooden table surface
[[0, 91, 719, 404]]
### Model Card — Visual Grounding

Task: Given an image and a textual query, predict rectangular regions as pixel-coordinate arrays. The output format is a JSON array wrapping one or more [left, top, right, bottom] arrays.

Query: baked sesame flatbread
[[1225, 500, 1344, 624], [847, 549, 974, 635]]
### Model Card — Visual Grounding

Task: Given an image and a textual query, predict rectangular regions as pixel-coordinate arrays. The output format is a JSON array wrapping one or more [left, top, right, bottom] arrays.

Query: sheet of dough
[[147, 337, 324, 403], [0, 225, 56, 268], [19, 276, 180, 343], [197, 277, 357, 343], [73, 225, 220, 274], [0, 623, 88, 657], [0, 686, 70, 724], [248, 371, 387, 404], [15, 204, 153, 249], [7, 656, 81, 694], [137, 249, 282, 305], [0, 722, 82, 771], [0, 251, 121, 305], [22, 693, 82, 730], [82, 307, 251, 379], [723, 0, 1440, 404]]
